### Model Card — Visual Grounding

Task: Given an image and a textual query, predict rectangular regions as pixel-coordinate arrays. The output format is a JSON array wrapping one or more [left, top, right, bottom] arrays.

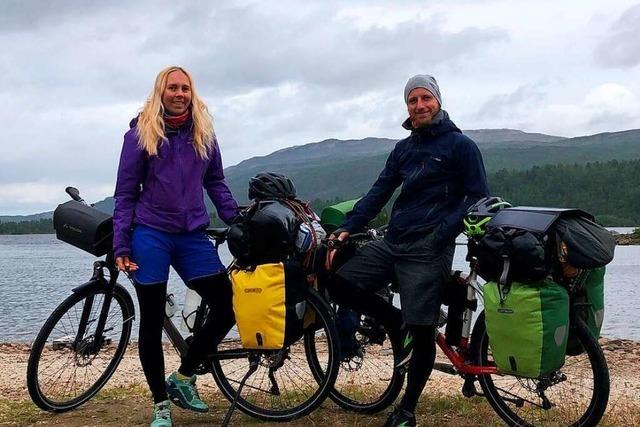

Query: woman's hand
[[115, 256, 138, 272], [325, 230, 350, 271]]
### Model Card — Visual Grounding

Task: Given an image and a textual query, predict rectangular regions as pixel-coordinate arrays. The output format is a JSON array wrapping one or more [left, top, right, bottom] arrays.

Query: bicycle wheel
[[210, 288, 340, 422], [471, 311, 610, 426], [27, 283, 134, 412], [306, 310, 404, 413]]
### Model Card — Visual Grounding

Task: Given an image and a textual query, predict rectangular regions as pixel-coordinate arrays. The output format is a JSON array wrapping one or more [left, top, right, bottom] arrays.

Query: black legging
[[399, 324, 437, 412], [179, 274, 235, 376], [134, 273, 235, 403], [329, 275, 437, 413]]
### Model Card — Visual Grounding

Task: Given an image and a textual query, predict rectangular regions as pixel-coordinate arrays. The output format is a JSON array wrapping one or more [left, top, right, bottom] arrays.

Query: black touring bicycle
[[26, 187, 342, 423]]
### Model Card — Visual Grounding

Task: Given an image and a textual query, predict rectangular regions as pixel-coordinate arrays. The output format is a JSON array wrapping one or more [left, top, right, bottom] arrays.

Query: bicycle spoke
[[29, 288, 131, 409]]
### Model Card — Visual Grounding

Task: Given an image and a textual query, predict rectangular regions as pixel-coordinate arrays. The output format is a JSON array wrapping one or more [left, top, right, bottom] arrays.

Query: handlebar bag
[[484, 278, 570, 378], [230, 261, 306, 350], [566, 267, 606, 355], [53, 200, 113, 256]]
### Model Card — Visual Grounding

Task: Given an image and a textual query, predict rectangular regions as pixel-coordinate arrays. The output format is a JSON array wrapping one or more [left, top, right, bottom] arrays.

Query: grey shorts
[[336, 233, 455, 325]]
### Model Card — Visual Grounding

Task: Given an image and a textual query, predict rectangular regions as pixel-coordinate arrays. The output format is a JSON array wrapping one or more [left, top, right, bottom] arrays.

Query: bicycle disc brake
[[261, 349, 290, 395]]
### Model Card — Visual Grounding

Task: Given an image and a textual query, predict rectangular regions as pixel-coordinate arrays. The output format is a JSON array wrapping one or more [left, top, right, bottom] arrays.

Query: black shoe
[[383, 407, 416, 427], [360, 315, 387, 345], [394, 325, 413, 368]]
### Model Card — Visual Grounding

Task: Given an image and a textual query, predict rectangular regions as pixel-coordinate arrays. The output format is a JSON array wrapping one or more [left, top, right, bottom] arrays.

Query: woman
[[113, 66, 238, 427]]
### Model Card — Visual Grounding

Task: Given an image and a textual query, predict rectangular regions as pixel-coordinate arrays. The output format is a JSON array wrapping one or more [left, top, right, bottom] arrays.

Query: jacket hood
[[401, 109, 460, 136]]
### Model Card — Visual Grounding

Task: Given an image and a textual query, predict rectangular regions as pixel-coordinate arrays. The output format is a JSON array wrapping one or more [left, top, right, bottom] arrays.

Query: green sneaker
[[151, 400, 172, 427], [383, 406, 416, 426], [166, 372, 209, 413]]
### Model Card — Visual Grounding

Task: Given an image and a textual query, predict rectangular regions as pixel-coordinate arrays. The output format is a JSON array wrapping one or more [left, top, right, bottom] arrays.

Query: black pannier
[[467, 207, 611, 284], [468, 208, 558, 283], [471, 226, 549, 283], [227, 200, 298, 267], [53, 200, 113, 256], [554, 215, 615, 269]]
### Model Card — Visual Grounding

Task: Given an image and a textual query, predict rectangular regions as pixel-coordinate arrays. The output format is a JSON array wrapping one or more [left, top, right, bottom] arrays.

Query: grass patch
[[94, 384, 149, 401], [417, 394, 502, 426], [0, 398, 42, 425], [1, 385, 636, 426]]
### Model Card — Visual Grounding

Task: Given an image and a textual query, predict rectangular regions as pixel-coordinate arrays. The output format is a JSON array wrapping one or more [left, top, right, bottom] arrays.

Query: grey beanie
[[404, 74, 442, 106]]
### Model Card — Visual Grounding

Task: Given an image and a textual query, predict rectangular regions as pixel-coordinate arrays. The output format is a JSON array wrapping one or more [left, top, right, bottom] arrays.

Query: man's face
[[162, 70, 192, 115], [407, 87, 440, 128]]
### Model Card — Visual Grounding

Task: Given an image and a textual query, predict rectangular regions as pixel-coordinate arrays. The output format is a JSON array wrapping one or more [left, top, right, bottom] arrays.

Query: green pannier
[[566, 267, 605, 355], [484, 279, 570, 378], [320, 199, 359, 233]]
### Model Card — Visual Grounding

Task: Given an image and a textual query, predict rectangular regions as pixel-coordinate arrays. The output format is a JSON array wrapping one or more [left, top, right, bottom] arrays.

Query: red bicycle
[[307, 230, 610, 426]]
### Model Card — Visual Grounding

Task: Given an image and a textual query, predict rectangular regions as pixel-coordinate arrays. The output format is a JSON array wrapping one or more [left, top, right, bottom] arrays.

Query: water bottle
[[182, 288, 202, 332], [165, 293, 179, 318]]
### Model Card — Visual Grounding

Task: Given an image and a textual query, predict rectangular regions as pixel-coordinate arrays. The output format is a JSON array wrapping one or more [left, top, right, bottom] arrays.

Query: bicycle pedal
[[461, 376, 478, 397]]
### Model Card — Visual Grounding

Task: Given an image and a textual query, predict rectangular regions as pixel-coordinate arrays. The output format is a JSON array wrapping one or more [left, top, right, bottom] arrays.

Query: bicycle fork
[[73, 259, 118, 355]]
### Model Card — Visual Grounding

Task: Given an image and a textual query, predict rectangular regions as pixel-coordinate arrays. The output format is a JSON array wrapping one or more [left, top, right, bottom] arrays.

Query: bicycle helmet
[[463, 196, 512, 237], [248, 172, 297, 200]]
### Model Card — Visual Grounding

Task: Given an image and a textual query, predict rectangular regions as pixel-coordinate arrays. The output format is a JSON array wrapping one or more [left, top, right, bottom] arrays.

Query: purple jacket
[[112, 118, 239, 257]]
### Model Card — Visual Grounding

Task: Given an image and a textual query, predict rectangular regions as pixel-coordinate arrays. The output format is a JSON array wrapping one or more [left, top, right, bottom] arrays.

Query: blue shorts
[[131, 225, 225, 285]]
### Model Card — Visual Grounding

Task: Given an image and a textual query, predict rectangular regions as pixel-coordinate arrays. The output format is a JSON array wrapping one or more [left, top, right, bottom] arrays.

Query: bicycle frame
[[434, 263, 499, 377]]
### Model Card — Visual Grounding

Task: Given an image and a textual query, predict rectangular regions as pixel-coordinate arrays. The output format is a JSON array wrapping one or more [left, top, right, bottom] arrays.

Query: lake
[[0, 231, 638, 342]]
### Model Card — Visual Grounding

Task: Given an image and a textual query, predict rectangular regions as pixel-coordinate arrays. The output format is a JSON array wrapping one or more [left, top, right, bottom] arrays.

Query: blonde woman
[[113, 66, 238, 427]]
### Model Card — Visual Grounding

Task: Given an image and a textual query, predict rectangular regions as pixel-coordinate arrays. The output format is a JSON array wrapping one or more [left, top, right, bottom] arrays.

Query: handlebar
[[205, 227, 230, 246], [321, 227, 386, 249], [65, 186, 85, 204]]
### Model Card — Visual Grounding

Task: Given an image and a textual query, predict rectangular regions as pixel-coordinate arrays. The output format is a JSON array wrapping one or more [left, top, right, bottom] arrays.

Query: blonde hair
[[136, 66, 215, 158]]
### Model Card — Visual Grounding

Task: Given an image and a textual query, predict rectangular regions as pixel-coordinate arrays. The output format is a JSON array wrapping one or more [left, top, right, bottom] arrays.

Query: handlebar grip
[[65, 187, 86, 204]]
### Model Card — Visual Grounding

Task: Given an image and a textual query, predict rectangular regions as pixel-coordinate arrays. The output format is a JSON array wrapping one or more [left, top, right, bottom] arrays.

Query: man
[[329, 74, 489, 426]]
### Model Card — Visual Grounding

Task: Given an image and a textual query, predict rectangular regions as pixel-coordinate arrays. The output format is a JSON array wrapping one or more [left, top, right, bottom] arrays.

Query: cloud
[[139, 2, 509, 98], [469, 82, 640, 137], [594, 4, 640, 68], [0, 181, 113, 215], [1, 1, 638, 215], [0, 1, 122, 32], [475, 82, 550, 120]]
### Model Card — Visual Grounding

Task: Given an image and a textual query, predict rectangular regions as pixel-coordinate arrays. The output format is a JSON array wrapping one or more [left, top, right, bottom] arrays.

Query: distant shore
[[613, 231, 640, 245]]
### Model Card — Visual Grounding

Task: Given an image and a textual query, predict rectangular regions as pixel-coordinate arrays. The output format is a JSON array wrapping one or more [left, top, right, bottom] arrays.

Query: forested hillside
[[489, 159, 640, 225], [3, 158, 638, 234]]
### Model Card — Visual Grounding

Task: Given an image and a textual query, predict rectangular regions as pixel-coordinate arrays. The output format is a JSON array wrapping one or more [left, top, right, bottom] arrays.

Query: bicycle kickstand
[[221, 355, 260, 427]]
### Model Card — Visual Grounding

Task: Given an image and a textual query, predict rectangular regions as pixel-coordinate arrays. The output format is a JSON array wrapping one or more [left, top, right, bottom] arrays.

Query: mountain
[[2, 128, 639, 222], [225, 128, 639, 203]]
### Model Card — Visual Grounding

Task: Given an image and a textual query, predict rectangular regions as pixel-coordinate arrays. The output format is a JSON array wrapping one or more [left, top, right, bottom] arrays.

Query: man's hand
[[325, 230, 350, 270], [115, 256, 138, 272]]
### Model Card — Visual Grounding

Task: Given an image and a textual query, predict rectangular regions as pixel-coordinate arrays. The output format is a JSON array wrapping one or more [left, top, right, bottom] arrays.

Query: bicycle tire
[[306, 310, 405, 413], [27, 283, 134, 412], [210, 288, 340, 422], [471, 311, 610, 426]]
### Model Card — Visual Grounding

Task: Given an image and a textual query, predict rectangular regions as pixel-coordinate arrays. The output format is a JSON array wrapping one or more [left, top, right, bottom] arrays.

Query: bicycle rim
[[474, 312, 610, 426], [306, 312, 404, 413], [210, 290, 339, 421], [26, 285, 133, 412]]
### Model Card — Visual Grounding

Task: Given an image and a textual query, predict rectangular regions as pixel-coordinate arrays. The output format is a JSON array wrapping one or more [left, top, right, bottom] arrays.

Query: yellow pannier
[[230, 262, 306, 350]]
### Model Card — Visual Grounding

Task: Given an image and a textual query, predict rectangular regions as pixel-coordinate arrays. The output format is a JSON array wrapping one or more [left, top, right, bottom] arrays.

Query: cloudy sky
[[1, 0, 639, 215]]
